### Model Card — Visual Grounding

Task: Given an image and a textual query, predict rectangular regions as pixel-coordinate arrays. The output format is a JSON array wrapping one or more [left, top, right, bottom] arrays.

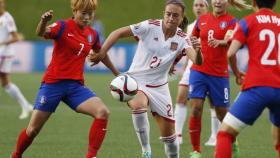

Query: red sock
[[12, 129, 34, 158], [86, 119, 108, 158], [189, 116, 201, 152], [275, 143, 280, 158], [214, 131, 235, 158]]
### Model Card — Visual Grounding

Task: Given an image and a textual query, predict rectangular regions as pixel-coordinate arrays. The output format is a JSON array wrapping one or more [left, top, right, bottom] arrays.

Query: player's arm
[[89, 26, 133, 64], [0, 32, 19, 45], [101, 54, 120, 76], [185, 47, 203, 65], [36, 10, 53, 37], [101, 26, 133, 56], [228, 40, 245, 85]]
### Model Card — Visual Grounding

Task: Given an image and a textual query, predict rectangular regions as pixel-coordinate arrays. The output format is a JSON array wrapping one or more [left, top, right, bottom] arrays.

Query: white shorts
[[0, 56, 13, 73], [178, 60, 192, 86], [138, 82, 174, 122]]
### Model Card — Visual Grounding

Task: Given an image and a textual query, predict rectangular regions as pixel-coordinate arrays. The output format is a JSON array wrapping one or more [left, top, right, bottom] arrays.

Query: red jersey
[[192, 12, 237, 77], [42, 19, 101, 84], [232, 9, 280, 90]]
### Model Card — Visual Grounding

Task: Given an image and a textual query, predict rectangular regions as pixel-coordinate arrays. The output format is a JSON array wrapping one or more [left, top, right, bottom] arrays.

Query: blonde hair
[[71, 0, 97, 11], [228, 0, 252, 10]]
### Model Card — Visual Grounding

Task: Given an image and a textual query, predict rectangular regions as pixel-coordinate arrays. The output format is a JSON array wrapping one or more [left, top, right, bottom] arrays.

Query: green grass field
[[5, 0, 280, 40], [0, 73, 276, 158]]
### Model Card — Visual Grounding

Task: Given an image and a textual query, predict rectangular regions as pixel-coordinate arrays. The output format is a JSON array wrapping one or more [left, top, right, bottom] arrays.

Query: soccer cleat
[[204, 135, 216, 146], [232, 140, 240, 158], [141, 152, 152, 158], [19, 104, 33, 120], [177, 134, 183, 144], [189, 151, 202, 158]]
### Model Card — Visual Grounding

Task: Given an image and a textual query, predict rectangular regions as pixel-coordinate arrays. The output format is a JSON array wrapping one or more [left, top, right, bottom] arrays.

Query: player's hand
[[235, 71, 245, 85], [190, 36, 201, 49], [88, 50, 106, 66], [169, 64, 176, 75], [41, 10, 53, 23], [208, 38, 221, 48]]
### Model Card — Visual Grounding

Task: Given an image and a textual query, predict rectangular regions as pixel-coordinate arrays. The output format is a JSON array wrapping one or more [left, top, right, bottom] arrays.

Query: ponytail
[[228, 0, 252, 10], [178, 16, 188, 31]]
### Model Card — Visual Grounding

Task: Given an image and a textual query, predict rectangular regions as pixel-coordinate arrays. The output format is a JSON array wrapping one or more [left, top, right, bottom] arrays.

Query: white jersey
[[129, 19, 192, 86], [0, 12, 17, 56]]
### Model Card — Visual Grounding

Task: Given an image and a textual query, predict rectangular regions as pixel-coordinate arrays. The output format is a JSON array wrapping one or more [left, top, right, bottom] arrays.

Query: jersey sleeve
[[130, 20, 150, 40], [232, 19, 248, 44], [192, 18, 200, 37], [44, 21, 64, 39], [225, 18, 238, 39], [6, 14, 17, 33], [92, 31, 101, 50]]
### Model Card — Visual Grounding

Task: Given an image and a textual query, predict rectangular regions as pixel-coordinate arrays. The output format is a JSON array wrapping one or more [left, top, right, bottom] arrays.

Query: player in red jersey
[[215, 0, 280, 157], [188, 0, 250, 157], [10, 0, 118, 158]]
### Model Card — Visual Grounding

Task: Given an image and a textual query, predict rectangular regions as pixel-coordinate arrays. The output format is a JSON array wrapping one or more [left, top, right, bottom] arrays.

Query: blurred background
[[1, 0, 279, 158]]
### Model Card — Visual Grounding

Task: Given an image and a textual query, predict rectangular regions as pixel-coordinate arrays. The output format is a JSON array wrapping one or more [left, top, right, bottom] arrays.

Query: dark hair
[[178, 16, 188, 31], [165, 0, 185, 13], [255, 0, 276, 9]]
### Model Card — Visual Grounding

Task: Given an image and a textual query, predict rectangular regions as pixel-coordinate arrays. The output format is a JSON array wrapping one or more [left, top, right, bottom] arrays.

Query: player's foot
[[19, 104, 33, 120], [177, 134, 183, 144], [232, 140, 240, 158], [204, 135, 216, 146], [141, 152, 152, 158], [189, 151, 201, 158]]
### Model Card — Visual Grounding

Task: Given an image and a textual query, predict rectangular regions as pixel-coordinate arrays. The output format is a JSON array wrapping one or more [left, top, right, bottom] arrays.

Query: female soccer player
[[215, 0, 280, 157], [188, 0, 250, 157], [91, 1, 202, 157], [174, 0, 219, 146], [0, 0, 33, 119], [11, 0, 115, 157]]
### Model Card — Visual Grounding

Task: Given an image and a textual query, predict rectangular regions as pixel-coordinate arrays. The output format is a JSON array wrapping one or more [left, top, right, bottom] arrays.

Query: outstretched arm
[[36, 10, 53, 37]]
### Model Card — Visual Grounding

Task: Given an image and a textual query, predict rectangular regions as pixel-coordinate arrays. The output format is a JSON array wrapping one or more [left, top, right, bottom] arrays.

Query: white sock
[[160, 134, 179, 158], [4, 83, 31, 111], [132, 111, 151, 153], [174, 103, 187, 136], [210, 108, 220, 138]]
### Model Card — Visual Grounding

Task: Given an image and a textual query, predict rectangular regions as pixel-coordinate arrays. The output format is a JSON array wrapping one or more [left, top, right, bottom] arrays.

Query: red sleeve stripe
[[148, 19, 160, 26]]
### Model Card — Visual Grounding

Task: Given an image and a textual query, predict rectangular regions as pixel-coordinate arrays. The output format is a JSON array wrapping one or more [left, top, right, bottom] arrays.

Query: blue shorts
[[34, 80, 96, 112], [229, 87, 280, 127], [188, 70, 230, 107]]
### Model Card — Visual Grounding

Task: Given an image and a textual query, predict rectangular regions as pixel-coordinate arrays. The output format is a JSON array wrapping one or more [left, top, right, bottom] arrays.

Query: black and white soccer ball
[[110, 74, 138, 102]]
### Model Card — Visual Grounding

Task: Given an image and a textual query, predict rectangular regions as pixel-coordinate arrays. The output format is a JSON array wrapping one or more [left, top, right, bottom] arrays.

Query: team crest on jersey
[[220, 21, 227, 29], [39, 95, 47, 105], [170, 42, 178, 51], [88, 34, 93, 43]]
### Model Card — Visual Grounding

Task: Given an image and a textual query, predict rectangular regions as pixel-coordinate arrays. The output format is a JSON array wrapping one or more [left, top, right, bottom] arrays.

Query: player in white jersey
[[90, 1, 202, 157], [0, 0, 32, 119], [174, 0, 221, 147]]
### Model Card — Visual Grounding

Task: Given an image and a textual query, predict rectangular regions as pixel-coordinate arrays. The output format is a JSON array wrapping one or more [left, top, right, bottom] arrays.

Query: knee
[[128, 101, 147, 112], [26, 126, 40, 138], [191, 106, 203, 117], [95, 107, 110, 119]]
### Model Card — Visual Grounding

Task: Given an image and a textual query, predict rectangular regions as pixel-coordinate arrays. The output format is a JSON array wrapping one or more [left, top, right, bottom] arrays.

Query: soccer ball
[[110, 74, 138, 102]]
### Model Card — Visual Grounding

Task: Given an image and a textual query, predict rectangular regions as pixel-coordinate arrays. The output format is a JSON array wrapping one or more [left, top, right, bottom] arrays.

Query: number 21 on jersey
[[259, 29, 280, 65]]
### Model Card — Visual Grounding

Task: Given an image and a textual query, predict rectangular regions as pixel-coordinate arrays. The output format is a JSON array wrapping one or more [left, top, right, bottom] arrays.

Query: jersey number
[[208, 30, 214, 41], [260, 29, 280, 65], [77, 43, 85, 56], [150, 56, 162, 69]]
